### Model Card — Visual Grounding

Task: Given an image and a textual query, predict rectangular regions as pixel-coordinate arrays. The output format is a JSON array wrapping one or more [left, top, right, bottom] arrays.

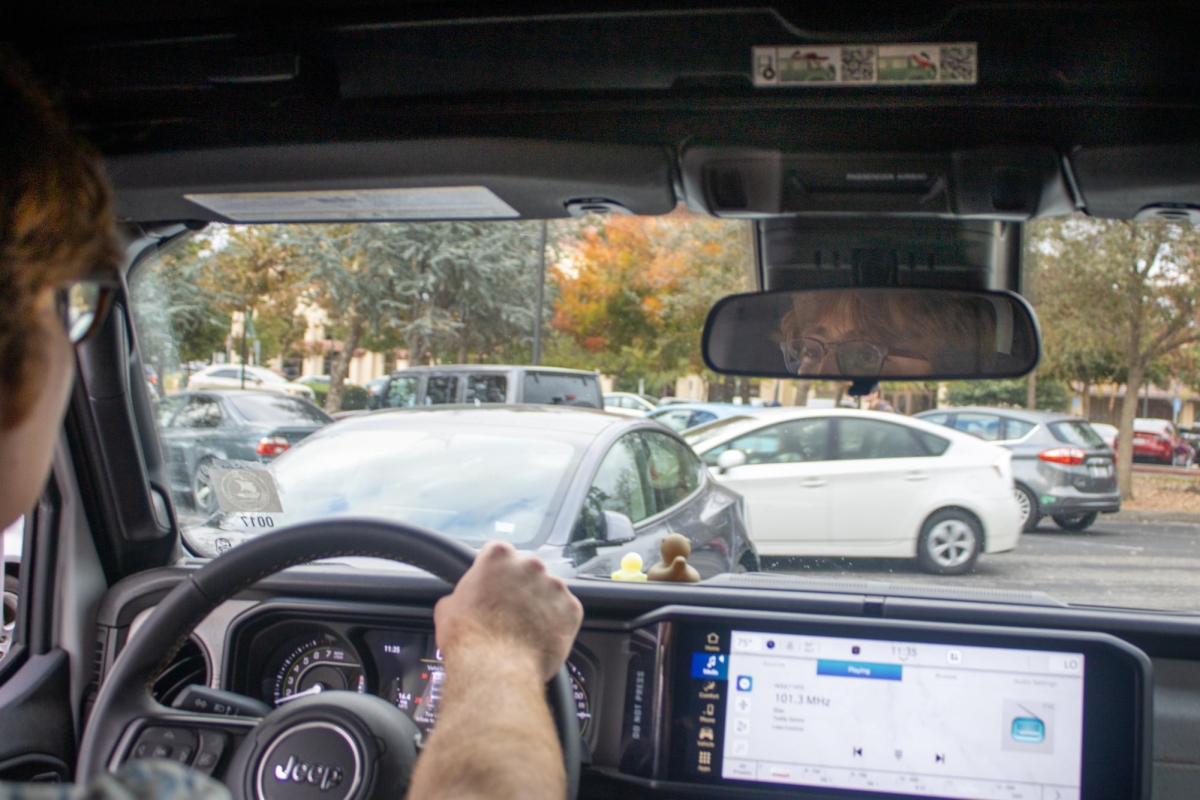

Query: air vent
[[152, 638, 210, 706]]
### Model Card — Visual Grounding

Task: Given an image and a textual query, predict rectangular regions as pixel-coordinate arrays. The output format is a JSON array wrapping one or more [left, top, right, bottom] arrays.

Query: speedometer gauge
[[272, 632, 365, 706], [567, 661, 592, 736]]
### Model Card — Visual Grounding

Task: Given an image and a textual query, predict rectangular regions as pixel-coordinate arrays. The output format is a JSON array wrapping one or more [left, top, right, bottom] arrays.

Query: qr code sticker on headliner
[[841, 46, 876, 82], [939, 44, 977, 83]]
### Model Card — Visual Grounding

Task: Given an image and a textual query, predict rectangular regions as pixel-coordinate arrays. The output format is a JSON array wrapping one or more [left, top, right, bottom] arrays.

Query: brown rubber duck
[[647, 533, 701, 583]]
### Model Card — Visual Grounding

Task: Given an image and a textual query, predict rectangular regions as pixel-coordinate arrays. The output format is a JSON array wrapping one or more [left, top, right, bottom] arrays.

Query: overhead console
[[616, 608, 1150, 800], [681, 147, 1073, 221]]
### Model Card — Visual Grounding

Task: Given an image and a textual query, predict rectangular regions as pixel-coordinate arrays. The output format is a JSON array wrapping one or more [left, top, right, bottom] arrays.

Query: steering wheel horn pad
[[77, 518, 581, 800]]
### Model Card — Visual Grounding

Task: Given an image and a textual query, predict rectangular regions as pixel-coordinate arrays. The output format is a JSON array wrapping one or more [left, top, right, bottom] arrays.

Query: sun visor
[[1071, 145, 1200, 220], [680, 147, 1072, 220], [105, 139, 676, 223]]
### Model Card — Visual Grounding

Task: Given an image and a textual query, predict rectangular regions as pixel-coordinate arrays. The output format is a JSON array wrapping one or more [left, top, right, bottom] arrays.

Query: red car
[[1115, 418, 1196, 466]]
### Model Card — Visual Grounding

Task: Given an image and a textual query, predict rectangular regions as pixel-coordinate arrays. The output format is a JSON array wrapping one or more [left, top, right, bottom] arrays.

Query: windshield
[[213, 419, 582, 546], [129, 211, 1200, 611], [228, 394, 333, 425]]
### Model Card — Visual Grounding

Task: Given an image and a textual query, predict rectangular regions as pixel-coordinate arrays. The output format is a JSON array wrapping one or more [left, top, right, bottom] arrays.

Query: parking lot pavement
[[762, 516, 1200, 613]]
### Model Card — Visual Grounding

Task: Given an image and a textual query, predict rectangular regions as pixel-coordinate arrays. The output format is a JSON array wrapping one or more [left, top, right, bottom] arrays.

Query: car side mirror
[[716, 449, 747, 474], [599, 510, 637, 546]]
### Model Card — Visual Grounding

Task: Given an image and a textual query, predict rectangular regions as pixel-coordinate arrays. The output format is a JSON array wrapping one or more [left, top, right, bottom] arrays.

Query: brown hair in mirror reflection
[[775, 290, 998, 377]]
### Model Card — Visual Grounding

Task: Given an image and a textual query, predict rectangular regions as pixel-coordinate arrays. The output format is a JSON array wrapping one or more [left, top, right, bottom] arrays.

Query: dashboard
[[103, 572, 1156, 800], [227, 614, 597, 742]]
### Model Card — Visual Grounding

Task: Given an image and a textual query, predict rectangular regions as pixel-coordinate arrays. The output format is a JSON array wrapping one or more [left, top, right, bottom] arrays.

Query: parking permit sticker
[[209, 467, 284, 513], [753, 43, 976, 87]]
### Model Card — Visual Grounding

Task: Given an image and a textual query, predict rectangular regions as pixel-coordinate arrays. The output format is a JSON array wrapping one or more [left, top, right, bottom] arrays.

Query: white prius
[[685, 408, 1021, 574]]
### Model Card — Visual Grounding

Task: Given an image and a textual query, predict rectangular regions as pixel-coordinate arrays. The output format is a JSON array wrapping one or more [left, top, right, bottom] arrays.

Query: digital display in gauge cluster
[[257, 624, 593, 739]]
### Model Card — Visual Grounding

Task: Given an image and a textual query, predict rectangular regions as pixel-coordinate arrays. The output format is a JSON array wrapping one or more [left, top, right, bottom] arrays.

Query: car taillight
[[257, 436, 290, 457], [1039, 447, 1086, 466]]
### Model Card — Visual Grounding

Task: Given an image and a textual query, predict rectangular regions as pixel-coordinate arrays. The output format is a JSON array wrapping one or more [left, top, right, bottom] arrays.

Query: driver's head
[[0, 50, 121, 529], [776, 290, 997, 377]]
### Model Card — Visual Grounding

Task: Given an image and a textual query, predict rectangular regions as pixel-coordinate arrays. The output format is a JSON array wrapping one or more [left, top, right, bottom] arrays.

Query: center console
[[618, 608, 1150, 800]]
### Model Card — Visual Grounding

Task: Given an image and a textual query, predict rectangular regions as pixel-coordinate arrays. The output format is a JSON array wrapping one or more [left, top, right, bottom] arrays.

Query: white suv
[[186, 365, 316, 400]]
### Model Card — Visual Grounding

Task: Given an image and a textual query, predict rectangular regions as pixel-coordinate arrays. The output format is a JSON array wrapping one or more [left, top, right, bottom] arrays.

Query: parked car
[[186, 364, 316, 400], [1181, 428, 1200, 465], [1090, 422, 1119, 449], [182, 407, 757, 578], [603, 392, 659, 417], [685, 408, 1019, 574], [1115, 418, 1196, 466], [647, 402, 754, 432], [295, 375, 370, 410], [156, 391, 333, 513], [373, 365, 603, 410], [916, 407, 1120, 532]]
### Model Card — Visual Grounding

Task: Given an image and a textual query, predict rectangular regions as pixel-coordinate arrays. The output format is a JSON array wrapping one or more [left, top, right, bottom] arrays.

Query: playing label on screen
[[708, 631, 1084, 800]]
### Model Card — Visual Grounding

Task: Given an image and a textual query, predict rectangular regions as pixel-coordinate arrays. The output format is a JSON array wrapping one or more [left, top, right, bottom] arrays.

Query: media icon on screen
[[736, 675, 753, 692]]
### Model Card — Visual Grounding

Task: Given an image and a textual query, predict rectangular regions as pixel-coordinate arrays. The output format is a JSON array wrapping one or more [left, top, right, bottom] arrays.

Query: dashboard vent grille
[[151, 638, 209, 706]]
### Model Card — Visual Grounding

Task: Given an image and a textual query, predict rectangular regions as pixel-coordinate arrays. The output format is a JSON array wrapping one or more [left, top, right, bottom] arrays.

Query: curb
[[1109, 510, 1200, 524]]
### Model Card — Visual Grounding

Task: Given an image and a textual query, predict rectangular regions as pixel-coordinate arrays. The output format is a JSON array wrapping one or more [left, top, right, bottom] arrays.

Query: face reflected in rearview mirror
[[702, 288, 1040, 381]]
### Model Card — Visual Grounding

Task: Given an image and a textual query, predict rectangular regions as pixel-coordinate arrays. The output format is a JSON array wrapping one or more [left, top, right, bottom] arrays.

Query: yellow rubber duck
[[611, 552, 648, 581]]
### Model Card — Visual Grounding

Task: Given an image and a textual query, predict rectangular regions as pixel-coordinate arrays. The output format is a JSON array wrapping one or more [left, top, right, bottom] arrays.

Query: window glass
[[174, 397, 224, 429], [1049, 421, 1106, 448], [580, 435, 651, 538], [386, 376, 419, 408], [228, 394, 332, 425], [155, 395, 187, 427], [837, 418, 926, 460], [424, 376, 459, 405], [1004, 419, 1037, 440], [920, 413, 950, 426], [952, 413, 1002, 441], [704, 418, 831, 466], [642, 432, 702, 513], [690, 411, 717, 428], [621, 397, 641, 410], [683, 415, 755, 447], [466, 374, 508, 404], [522, 372, 602, 408], [211, 368, 240, 379], [914, 430, 951, 456], [654, 409, 695, 432]]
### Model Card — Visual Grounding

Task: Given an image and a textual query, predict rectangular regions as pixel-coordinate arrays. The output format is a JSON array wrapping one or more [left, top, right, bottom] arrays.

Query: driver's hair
[[0, 49, 121, 430], [776, 289, 998, 374]]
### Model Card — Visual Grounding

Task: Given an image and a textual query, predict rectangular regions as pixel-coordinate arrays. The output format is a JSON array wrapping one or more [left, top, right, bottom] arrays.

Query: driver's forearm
[[407, 637, 564, 800]]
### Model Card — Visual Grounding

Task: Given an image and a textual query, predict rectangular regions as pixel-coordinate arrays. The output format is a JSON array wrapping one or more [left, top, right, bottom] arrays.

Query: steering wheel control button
[[195, 729, 231, 774], [256, 722, 362, 800], [130, 727, 199, 764]]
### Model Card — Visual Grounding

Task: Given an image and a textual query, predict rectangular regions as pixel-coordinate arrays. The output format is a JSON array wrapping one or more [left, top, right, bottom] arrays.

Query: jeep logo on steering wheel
[[273, 756, 344, 792]]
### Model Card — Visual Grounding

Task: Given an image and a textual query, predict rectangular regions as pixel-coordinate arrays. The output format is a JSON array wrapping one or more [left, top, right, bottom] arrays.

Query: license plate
[[1089, 464, 1113, 478]]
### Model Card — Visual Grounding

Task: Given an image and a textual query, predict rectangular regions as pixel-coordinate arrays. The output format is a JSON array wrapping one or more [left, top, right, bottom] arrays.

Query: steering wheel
[[77, 518, 581, 800]]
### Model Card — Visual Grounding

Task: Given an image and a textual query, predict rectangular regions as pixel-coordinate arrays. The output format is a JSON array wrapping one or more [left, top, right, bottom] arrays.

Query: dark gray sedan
[[182, 406, 758, 579], [156, 391, 333, 513], [915, 407, 1120, 532]]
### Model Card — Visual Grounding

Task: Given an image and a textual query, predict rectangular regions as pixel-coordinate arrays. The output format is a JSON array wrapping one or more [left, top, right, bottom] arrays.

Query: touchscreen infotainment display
[[679, 629, 1085, 800]]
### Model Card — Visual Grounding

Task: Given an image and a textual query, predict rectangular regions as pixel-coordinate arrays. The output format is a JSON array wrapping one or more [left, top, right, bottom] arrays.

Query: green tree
[[1028, 217, 1200, 497], [945, 379, 1071, 412]]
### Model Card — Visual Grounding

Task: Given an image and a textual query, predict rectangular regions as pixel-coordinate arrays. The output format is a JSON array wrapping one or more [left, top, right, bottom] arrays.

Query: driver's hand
[[434, 541, 583, 682]]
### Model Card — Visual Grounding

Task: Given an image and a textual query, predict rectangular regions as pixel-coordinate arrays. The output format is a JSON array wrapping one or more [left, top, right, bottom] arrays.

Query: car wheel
[[1052, 511, 1099, 531], [192, 459, 218, 515], [917, 509, 982, 576], [1014, 485, 1040, 532]]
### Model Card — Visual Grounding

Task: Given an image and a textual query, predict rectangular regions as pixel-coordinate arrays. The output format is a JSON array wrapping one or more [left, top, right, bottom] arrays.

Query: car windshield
[[228, 394, 333, 425], [1049, 421, 1106, 449], [208, 417, 582, 548], [129, 211, 1200, 611]]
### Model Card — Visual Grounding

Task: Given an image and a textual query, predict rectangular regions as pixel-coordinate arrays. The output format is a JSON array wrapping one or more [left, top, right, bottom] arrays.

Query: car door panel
[[706, 418, 833, 557], [826, 417, 942, 552]]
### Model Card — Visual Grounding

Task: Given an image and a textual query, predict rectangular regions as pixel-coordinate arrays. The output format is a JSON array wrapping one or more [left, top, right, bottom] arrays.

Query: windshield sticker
[[183, 186, 520, 222], [753, 43, 976, 87], [209, 467, 284, 513]]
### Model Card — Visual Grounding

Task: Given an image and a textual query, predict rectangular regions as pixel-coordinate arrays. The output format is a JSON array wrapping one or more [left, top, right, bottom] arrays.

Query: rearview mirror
[[599, 510, 637, 546], [703, 288, 1039, 382]]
